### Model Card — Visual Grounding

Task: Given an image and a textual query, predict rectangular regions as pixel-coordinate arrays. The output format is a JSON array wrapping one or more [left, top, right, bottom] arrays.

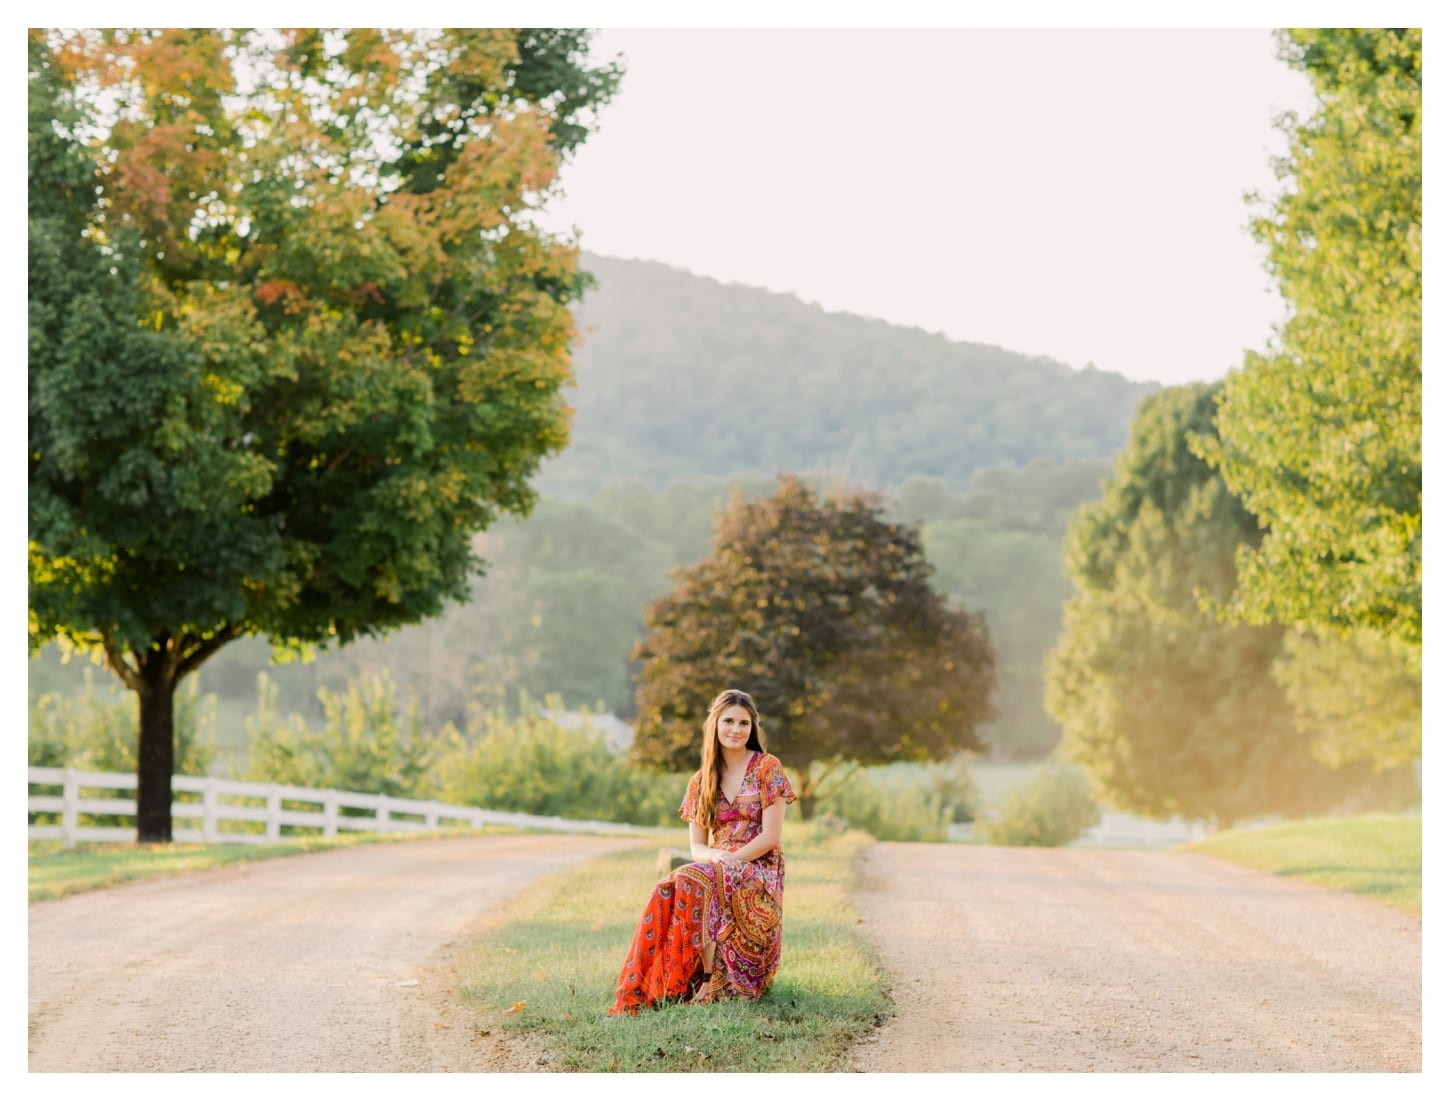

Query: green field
[[1184, 812, 1421, 915], [454, 821, 889, 1072]]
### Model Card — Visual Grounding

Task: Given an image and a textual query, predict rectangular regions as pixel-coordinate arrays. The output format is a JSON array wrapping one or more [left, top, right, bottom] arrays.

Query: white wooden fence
[[27, 767, 639, 848]]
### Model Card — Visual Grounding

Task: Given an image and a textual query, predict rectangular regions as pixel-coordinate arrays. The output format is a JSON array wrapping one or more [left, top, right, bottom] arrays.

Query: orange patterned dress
[[607, 751, 797, 1015]]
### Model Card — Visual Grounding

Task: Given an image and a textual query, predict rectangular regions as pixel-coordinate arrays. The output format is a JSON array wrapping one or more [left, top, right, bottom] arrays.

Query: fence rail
[[27, 767, 639, 848]]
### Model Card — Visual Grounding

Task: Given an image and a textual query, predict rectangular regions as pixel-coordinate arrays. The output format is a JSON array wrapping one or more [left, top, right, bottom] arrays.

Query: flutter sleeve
[[759, 755, 797, 809], [679, 770, 702, 823]]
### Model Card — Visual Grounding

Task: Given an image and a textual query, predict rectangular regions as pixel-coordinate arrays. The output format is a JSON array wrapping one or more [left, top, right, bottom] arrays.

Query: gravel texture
[[849, 843, 1421, 1072], [31, 834, 1421, 1074], [28, 833, 635, 1072]]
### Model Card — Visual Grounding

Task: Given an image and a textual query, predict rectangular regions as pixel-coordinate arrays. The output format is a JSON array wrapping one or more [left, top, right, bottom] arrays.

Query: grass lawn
[[455, 822, 889, 1072], [27, 826, 514, 903], [1184, 812, 1421, 915]]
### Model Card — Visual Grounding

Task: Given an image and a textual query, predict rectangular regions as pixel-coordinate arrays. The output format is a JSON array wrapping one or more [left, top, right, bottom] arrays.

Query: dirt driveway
[[851, 843, 1421, 1072], [28, 833, 637, 1072]]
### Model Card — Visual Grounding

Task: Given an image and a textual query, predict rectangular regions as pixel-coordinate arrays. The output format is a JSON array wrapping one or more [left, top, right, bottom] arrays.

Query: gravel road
[[850, 843, 1421, 1072], [28, 833, 637, 1072]]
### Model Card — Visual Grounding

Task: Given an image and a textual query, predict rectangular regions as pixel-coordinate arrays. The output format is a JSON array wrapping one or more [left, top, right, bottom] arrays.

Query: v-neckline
[[721, 751, 758, 805]]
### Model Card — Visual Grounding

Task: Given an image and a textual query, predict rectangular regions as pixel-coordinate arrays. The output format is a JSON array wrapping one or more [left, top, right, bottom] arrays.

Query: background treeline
[[535, 252, 1154, 496], [31, 456, 1110, 764], [31, 240, 1152, 771]]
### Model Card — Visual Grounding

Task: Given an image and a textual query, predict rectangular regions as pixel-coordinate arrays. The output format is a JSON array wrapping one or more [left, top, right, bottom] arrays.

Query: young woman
[[607, 688, 796, 1015]]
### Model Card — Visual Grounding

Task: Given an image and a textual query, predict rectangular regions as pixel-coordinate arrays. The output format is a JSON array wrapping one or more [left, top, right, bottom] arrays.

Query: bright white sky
[[534, 26, 1320, 387]]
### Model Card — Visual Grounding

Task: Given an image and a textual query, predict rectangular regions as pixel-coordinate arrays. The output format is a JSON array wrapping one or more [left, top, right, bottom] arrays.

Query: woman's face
[[716, 704, 754, 751]]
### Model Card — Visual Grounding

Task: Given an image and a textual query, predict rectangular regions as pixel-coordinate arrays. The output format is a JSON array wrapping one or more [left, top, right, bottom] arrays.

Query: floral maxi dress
[[608, 751, 797, 1015]]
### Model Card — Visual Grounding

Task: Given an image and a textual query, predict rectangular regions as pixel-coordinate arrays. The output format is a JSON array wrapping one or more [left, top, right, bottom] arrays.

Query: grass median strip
[[1184, 812, 1421, 915], [456, 825, 888, 1072]]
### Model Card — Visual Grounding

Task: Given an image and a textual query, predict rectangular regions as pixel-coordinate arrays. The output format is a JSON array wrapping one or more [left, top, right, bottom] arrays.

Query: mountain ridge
[[534, 252, 1157, 497]]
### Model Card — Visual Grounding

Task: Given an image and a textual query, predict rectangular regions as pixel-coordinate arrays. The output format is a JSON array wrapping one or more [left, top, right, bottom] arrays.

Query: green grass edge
[[27, 825, 526, 904], [1182, 811, 1421, 916], [454, 825, 891, 1072]]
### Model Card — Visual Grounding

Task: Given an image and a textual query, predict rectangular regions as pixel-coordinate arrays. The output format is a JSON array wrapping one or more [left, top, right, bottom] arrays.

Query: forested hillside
[[535, 254, 1154, 496]]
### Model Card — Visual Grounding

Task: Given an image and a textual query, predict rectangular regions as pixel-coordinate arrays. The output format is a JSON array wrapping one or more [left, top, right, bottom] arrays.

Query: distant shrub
[[919, 754, 980, 823], [243, 670, 441, 799], [815, 758, 976, 842], [980, 759, 1100, 847], [433, 697, 687, 827]]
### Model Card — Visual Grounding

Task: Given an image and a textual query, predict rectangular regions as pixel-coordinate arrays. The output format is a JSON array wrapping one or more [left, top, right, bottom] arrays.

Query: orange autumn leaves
[[38, 28, 576, 346]]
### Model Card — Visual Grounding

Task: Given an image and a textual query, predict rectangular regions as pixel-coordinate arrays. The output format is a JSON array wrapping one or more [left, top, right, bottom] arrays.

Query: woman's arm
[[689, 821, 721, 862], [720, 799, 786, 864]]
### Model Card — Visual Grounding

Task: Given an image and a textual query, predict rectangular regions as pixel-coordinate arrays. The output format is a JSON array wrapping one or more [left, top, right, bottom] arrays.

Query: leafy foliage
[[1046, 385, 1410, 827], [979, 759, 1100, 847], [27, 29, 619, 839], [814, 756, 979, 842], [431, 701, 686, 826], [1198, 29, 1421, 645], [31, 461, 1100, 764], [630, 475, 995, 816], [537, 254, 1154, 496], [29, 672, 219, 775], [242, 671, 442, 799], [1274, 628, 1421, 770]]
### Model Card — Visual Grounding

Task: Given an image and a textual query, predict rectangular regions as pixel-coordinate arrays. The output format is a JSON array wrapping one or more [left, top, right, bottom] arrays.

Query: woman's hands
[[689, 823, 736, 865]]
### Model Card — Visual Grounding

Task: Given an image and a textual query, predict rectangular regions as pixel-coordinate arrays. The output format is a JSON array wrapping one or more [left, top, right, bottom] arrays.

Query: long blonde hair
[[694, 689, 766, 832]]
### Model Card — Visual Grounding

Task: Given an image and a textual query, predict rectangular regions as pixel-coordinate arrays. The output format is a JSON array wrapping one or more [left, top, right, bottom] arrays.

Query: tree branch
[[100, 629, 143, 693], [175, 625, 242, 681]]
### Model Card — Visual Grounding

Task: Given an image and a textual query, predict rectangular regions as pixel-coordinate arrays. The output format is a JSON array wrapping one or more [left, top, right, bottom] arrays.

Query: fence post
[[376, 796, 391, 833], [62, 768, 80, 851], [323, 791, 338, 838], [202, 778, 219, 843], [266, 786, 281, 842], [424, 800, 439, 830]]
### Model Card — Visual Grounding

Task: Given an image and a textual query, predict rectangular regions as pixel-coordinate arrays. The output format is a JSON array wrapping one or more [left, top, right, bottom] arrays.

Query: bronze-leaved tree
[[28, 29, 620, 841], [629, 475, 995, 818]]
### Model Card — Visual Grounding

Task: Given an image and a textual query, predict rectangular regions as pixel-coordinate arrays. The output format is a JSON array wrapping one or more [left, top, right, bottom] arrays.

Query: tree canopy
[[1046, 385, 1407, 828], [629, 475, 995, 817], [27, 28, 620, 840], [1198, 28, 1421, 646]]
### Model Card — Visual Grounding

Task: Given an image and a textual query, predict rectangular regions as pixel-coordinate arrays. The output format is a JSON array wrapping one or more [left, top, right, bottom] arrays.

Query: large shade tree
[[1046, 386, 1411, 829], [630, 475, 996, 818], [28, 28, 621, 840], [1198, 29, 1421, 646]]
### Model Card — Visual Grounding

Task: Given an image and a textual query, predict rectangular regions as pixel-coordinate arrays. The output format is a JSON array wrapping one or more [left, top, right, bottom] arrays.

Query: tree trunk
[[792, 761, 815, 821], [135, 653, 177, 843]]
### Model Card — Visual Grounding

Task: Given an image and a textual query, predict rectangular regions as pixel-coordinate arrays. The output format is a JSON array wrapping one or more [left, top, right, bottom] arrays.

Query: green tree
[[1274, 627, 1421, 770], [1198, 29, 1421, 646], [28, 29, 620, 841], [1046, 385, 1402, 828], [629, 475, 996, 818]]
